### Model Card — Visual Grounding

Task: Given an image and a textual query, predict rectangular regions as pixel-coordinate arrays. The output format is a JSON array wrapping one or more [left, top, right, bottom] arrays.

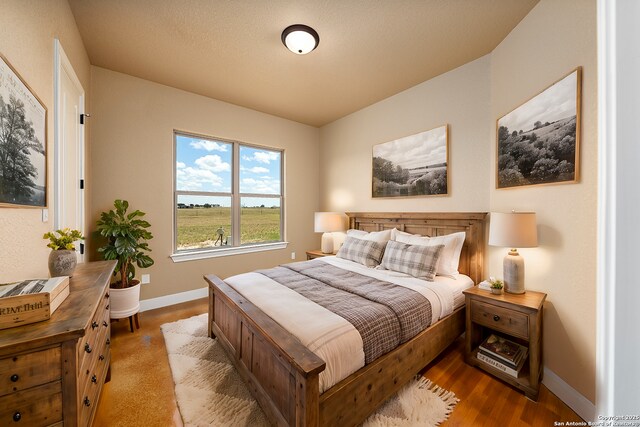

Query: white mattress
[[224, 257, 473, 392]]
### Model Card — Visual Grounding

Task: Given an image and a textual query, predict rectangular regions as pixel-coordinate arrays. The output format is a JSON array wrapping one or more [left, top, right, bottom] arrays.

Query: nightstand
[[463, 287, 547, 400], [306, 250, 331, 260]]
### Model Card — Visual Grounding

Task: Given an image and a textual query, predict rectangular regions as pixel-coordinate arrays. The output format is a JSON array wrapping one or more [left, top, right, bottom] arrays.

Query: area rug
[[161, 314, 459, 427]]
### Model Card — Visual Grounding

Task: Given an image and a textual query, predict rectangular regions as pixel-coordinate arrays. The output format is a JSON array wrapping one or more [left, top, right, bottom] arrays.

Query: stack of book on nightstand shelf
[[477, 334, 528, 378]]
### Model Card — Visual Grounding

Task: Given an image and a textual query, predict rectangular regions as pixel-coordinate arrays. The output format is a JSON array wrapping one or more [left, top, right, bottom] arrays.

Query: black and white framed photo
[[372, 125, 448, 198], [0, 53, 47, 208], [497, 67, 582, 189]]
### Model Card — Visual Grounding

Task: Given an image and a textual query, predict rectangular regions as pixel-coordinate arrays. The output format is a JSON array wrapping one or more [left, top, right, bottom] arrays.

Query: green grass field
[[177, 207, 281, 249]]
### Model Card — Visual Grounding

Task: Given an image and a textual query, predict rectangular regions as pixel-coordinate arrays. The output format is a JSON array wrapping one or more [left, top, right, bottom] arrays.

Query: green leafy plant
[[489, 277, 504, 290], [96, 199, 154, 289], [43, 228, 84, 250]]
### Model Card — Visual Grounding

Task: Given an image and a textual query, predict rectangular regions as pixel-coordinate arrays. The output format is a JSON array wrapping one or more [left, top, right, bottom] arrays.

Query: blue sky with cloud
[[176, 135, 281, 207]]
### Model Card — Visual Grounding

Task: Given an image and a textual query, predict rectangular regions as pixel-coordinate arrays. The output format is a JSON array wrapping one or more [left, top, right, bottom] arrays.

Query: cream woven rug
[[161, 314, 459, 427]]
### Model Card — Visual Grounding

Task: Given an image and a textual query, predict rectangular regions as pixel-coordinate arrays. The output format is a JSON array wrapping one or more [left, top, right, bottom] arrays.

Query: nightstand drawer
[[470, 300, 529, 339]]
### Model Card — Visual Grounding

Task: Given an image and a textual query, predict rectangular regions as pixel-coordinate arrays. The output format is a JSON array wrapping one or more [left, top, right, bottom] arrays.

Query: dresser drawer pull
[[99, 355, 105, 361], [92, 321, 99, 329], [103, 321, 108, 327], [84, 397, 91, 407], [85, 343, 92, 354], [493, 315, 501, 322], [106, 338, 110, 346], [13, 411, 21, 422], [91, 374, 97, 383], [105, 304, 110, 310], [105, 292, 110, 299], [10, 374, 19, 382]]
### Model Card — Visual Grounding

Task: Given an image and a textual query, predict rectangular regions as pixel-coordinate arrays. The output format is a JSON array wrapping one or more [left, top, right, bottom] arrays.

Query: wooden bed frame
[[205, 212, 486, 426]]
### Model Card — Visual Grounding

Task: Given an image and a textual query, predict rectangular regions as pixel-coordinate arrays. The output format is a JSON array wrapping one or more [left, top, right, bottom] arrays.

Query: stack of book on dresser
[[477, 334, 528, 378]]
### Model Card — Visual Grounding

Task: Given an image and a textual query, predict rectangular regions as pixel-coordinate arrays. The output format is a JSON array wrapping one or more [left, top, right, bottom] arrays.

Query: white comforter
[[224, 256, 472, 392]]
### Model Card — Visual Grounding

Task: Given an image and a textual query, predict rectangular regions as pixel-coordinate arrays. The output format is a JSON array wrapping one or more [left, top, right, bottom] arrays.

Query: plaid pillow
[[336, 236, 386, 267], [380, 240, 444, 281]]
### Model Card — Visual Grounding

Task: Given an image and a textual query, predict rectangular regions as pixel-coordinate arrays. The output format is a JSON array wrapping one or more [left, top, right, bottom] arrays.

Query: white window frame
[[171, 131, 286, 262]]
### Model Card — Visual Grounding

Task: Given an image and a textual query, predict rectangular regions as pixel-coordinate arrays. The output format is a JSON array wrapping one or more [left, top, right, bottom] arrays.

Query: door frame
[[53, 39, 86, 260]]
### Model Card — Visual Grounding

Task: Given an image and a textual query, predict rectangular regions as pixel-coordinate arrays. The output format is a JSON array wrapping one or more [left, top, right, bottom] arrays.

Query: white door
[[54, 40, 85, 262]]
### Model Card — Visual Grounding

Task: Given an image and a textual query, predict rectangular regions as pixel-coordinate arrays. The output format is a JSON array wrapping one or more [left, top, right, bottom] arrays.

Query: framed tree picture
[[496, 67, 581, 189], [0, 53, 47, 208], [372, 125, 448, 198]]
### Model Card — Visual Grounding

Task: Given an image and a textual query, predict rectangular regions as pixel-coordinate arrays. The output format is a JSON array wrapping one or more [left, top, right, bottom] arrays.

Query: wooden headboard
[[346, 212, 487, 285]]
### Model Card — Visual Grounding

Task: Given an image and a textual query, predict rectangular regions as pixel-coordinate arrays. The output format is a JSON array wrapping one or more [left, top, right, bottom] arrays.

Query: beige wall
[[89, 67, 320, 300], [489, 0, 597, 402], [320, 55, 491, 212], [0, 0, 91, 282], [320, 0, 596, 403]]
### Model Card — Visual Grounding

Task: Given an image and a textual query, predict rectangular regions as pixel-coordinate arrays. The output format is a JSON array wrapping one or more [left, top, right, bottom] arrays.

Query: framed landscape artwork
[[372, 125, 448, 198], [0, 53, 47, 208], [496, 67, 582, 189]]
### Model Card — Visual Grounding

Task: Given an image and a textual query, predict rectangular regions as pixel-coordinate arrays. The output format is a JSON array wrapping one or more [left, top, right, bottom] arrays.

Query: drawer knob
[[85, 343, 93, 354], [105, 292, 109, 299], [10, 374, 19, 382], [91, 374, 97, 383], [92, 321, 99, 329], [84, 397, 91, 407], [493, 315, 501, 322], [103, 321, 108, 327], [99, 355, 105, 361], [105, 304, 110, 310], [13, 411, 21, 422], [106, 338, 111, 346]]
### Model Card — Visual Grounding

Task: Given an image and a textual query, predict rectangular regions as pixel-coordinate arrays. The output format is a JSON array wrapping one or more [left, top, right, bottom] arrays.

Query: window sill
[[170, 241, 289, 263]]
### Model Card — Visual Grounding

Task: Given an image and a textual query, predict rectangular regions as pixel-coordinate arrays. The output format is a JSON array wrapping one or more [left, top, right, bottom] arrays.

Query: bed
[[205, 212, 486, 426]]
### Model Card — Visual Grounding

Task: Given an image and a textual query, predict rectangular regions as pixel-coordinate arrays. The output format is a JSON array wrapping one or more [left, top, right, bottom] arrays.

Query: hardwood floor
[[93, 298, 584, 426]]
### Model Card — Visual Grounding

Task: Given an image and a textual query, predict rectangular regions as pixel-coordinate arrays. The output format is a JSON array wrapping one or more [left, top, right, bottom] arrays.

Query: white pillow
[[390, 229, 419, 240], [394, 231, 466, 277], [346, 228, 393, 244]]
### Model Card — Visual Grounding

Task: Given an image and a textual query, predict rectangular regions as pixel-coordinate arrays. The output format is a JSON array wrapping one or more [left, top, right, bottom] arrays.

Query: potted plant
[[489, 277, 504, 295], [43, 228, 84, 277], [96, 200, 154, 326]]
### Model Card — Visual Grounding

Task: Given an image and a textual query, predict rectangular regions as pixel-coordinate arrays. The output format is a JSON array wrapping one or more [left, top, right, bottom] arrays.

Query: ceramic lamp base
[[503, 249, 525, 294], [321, 232, 334, 254]]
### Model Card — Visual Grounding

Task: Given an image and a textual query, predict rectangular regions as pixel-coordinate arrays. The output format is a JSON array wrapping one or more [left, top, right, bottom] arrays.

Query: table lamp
[[314, 212, 344, 254], [488, 211, 538, 294]]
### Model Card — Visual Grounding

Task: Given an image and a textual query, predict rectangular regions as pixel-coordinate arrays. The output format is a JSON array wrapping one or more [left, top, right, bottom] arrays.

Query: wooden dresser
[[0, 261, 115, 426]]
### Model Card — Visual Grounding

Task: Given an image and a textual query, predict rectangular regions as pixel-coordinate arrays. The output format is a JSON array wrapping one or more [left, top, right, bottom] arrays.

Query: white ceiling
[[68, 0, 538, 127]]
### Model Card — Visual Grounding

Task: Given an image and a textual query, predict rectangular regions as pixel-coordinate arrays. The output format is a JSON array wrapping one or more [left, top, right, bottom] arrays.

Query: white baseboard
[[139, 287, 208, 312], [543, 367, 595, 421]]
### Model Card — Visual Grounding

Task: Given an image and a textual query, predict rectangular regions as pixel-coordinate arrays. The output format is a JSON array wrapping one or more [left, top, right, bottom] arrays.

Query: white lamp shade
[[314, 212, 344, 233], [488, 212, 538, 248]]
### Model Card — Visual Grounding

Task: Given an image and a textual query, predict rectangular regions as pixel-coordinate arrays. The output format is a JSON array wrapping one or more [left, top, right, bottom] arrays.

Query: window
[[173, 131, 284, 260]]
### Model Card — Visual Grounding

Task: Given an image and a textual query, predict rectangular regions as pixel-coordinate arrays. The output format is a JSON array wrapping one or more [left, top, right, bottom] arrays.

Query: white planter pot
[[109, 283, 141, 319]]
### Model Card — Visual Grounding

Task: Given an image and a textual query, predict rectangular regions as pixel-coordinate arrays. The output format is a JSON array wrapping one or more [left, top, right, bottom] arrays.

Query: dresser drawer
[[78, 350, 109, 427], [78, 288, 111, 370], [0, 381, 62, 427], [0, 347, 61, 396], [470, 300, 529, 339]]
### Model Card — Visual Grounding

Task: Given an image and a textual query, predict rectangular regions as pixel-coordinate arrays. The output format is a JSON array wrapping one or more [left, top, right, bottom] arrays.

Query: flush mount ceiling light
[[281, 24, 319, 55]]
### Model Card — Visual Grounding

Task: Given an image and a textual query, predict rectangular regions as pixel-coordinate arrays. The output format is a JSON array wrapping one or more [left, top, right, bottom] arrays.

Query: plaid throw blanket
[[257, 262, 432, 364]]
